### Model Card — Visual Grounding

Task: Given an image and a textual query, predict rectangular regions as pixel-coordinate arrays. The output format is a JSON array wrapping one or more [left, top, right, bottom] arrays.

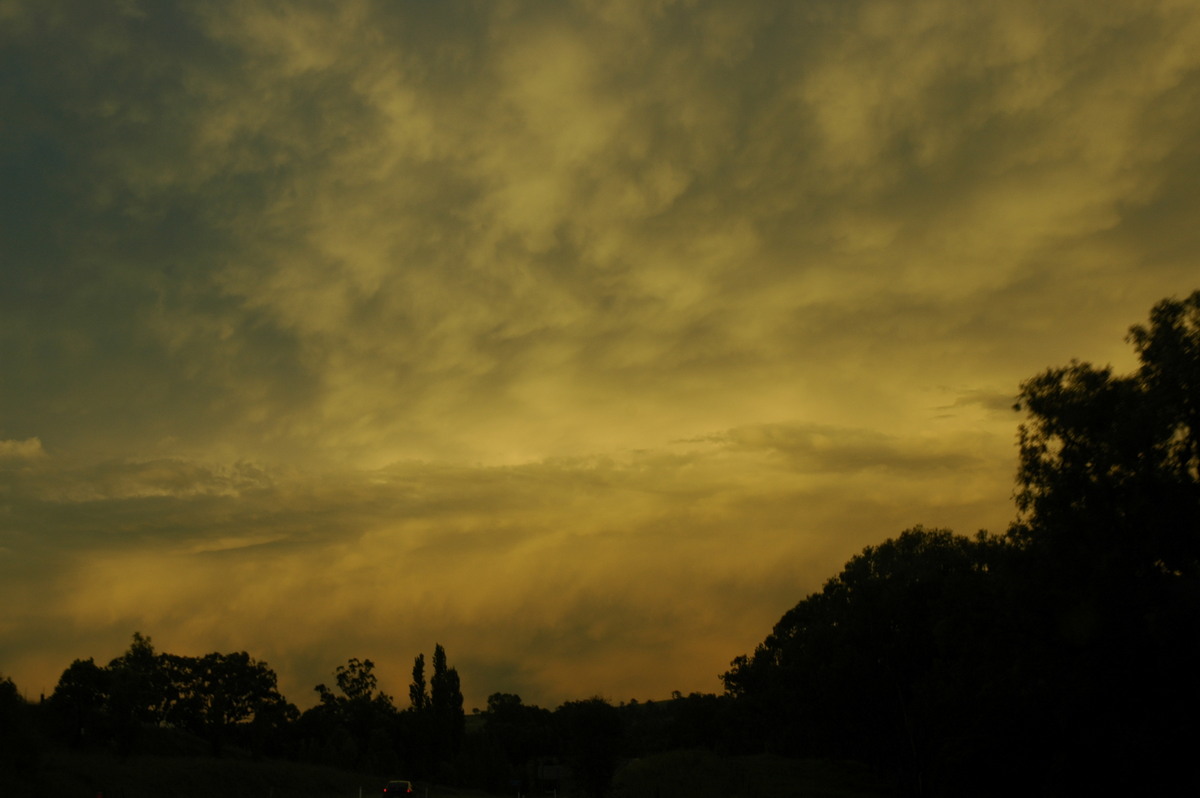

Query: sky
[[2, 0, 1199, 712]]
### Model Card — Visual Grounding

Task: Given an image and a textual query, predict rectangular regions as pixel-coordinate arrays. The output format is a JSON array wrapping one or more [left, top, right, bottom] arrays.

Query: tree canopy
[[1013, 291, 1200, 580]]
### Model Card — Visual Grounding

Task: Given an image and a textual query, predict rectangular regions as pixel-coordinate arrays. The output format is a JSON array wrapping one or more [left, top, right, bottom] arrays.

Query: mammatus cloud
[[3, 0, 1199, 707]]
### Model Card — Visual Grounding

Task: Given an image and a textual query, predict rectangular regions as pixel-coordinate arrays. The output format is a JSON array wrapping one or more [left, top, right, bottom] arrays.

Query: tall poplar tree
[[409, 653, 428, 712], [430, 644, 465, 762]]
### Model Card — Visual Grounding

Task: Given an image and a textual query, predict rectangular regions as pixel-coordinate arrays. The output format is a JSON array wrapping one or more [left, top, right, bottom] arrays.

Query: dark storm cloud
[[0, 2, 323, 460]]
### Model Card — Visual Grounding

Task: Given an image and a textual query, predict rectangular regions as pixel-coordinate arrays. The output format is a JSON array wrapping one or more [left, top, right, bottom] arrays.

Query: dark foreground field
[[2, 748, 397, 798], [3, 746, 892, 798], [611, 749, 893, 798]]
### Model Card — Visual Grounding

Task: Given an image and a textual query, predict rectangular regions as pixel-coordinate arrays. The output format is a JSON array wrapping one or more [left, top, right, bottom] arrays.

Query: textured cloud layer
[[3, 0, 1199, 707]]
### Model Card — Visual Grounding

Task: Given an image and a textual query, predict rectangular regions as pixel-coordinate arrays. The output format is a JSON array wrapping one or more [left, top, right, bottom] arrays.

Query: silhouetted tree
[[480, 692, 555, 792], [1007, 290, 1200, 793], [430, 643, 465, 762], [311, 657, 398, 771], [162, 651, 293, 756], [555, 697, 624, 798], [47, 637, 297, 759], [46, 658, 110, 747], [409, 653, 428, 712], [724, 527, 1006, 794], [106, 632, 171, 754], [397, 644, 466, 780], [0, 674, 42, 778]]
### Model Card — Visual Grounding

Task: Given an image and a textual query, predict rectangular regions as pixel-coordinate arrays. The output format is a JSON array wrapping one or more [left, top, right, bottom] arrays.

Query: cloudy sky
[[3, 0, 1199, 710]]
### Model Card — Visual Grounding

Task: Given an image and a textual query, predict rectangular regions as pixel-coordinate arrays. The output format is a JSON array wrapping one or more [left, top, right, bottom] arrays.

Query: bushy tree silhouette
[[45, 634, 294, 759], [164, 651, 293, 756], [555, 697, 624, 798], [1007, 290, 1200, 793], [46, 658, 110, 748], [724, 528, 1005, 793], [1013, 294, 1200, 578], [479, 693, 555, 792], [310, 657, 397, 771]]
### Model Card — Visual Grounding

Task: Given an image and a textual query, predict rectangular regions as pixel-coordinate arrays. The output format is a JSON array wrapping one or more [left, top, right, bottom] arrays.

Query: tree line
[[3, 635, 639, 797], [47, 632, 294, 758], [4, 291, 1200, 797], [20, 638, 471, 780]]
